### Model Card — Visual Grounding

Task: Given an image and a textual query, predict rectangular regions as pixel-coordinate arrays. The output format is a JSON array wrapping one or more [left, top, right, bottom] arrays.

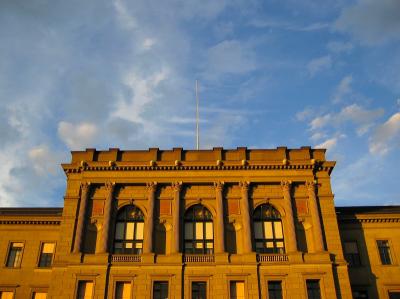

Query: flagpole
[[196, 80, 199, 150]]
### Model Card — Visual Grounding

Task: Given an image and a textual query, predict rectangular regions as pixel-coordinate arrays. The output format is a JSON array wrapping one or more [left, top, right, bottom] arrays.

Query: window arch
[[253, 204, 285, 254], [114, 205, 144, 254], [184, 204, 214, 254]]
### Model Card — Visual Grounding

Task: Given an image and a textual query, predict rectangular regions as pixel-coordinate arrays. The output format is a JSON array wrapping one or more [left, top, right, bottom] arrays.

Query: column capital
[[214, 181, 225, 191], [81, 181, 91, 192], [305, 180, 316, 193], [239, 181, 250, 190], [172, 181, 182, 192], [280, 180, 292, 191], [146, 182, 158, 192], [104, 181, 115, 192]]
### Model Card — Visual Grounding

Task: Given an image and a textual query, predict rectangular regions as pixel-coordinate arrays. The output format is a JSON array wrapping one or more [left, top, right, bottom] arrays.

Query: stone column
[[306, 181, 324, 252], [144, 182, 157, 254], [281, 180, 297, 253], [73, 182, 90, 254], [214, 181, 225, 253], [99, 181, 115, 254], [240, 181, 252, 253], [172, 182, 182, 254]]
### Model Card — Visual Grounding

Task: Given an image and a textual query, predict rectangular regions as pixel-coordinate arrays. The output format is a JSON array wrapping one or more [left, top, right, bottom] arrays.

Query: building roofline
[[336, 205, 400, 215], [0, 207, 63, 216]]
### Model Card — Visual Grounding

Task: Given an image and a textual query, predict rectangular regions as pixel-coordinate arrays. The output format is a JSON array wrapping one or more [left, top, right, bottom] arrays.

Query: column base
[[141, 253, 155, 264], [214, 252, 229, 263]]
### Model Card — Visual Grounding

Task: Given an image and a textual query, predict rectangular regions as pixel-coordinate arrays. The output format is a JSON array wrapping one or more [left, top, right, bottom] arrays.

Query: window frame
[[4, 241, 25, 268], [37, 241, 56, 268], [73, 275, 97, 299], [253, 204, 285, 254], [262, 274, 287, 299], [113, 205, 145, 255], [343, 240, 362, 267], [187, 276, 211, 299], [226, 275, 248, 299], [376, 239, 393, 265], [30, 287, 49, 299], [0, 289, 15, 299], [183, 204, 214, 255], [152, 281, 169, 299], [108, 275, 135, 299], [302, 275, 326, 299]]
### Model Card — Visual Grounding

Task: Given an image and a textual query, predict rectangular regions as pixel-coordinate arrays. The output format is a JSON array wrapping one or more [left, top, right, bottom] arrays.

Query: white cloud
[[309, 104, 384, 134], [315, 137, 339, 151], [327, 41, 354, 53], [142, 38, 156, 50], [332, 75, 353, 103], [307, 55, 332, 76], [205, 40, 257, 76], [369, 112, 400, 155], [113, 0, 137, 30], [58, 122, 98, 150], [335, 0, 400, 45], [296, 108, 314, 121], [29, 145, 64, 176]]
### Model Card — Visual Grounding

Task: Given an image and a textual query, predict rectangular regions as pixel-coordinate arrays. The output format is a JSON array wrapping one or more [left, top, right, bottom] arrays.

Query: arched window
[[114, 205, 144, 254], [253, 204, 285, 254], [184, 204, 214, 254]]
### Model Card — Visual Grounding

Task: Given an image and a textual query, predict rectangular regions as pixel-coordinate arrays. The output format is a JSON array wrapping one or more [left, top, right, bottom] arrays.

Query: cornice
[[0, 220, 61, 225], [63, 163, 334, 174], [338, 218, 400, 224]]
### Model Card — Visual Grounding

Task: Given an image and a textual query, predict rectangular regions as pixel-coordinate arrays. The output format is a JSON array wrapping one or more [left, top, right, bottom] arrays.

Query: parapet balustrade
[[111, 254, 142, 263], [257, 253, 288, 263], [183, 254, 215, 263]]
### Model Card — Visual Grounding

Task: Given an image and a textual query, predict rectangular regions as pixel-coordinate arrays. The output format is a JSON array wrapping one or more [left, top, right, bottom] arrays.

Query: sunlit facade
[[0, 147, 399, 298]]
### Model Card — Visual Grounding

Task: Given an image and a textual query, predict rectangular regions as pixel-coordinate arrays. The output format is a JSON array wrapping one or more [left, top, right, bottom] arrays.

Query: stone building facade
[[0, 147, 399, 299]]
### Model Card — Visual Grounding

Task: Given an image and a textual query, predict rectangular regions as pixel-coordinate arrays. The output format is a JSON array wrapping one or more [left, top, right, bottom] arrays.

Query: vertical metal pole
[[196, 80, 199, 150]]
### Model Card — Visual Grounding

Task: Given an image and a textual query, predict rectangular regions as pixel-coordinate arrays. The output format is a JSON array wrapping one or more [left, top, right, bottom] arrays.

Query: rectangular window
[[153, 281, 168, 299], [344, 241, 361, 267], [115, 282, 131, 299], [377, 240, 392, 265], [0, 292, 14, 299], [192, 281, 207, 299], [6, 242, 24, 268], [389, 292, 400, 299], [268, 281, 282, 299], [77, 281, 94, 299], [230, 281, 245, 299], [32, 292, 47, 299], [352, 290, 368, 299], [306, 280, 321, 299], [38, 243, 55, 267]]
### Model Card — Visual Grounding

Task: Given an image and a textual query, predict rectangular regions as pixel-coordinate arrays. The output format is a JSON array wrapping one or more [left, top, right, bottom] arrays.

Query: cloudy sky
[[0, 0, 399, 207]]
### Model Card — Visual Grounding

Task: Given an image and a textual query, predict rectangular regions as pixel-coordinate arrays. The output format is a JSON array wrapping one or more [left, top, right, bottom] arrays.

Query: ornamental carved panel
[[228, 200, 240, 215], [159, 200, 171, 216], [295, 199, 309, 216], [92, 200, 104, 216]]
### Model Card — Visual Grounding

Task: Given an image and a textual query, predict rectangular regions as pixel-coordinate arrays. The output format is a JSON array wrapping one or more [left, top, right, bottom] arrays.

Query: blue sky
[[0, 0, 399, 207]]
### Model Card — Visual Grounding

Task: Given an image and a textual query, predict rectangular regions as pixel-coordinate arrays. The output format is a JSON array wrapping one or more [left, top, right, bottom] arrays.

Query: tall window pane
[[153, 281, 168, 299], [343, 241, 361, 267], [352, 290, 368, 299], [230, 281, 245, 299], [184, 205, 214, 254], [77, 281, 93, 299], [6, 243, 24, 268], [32, 292, 47, 299], [377, 240, 392, 265], [268, 281, 282, 299], [38, 243, 55, 267], [253, 205, 285, 254], [115, 282, 131, 299], [114, 205, 144, 254], [0, 292, 14, 299], [306, 280, 321, 299], [192, 282, 207, 299], [389, 292, 400, 299]]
